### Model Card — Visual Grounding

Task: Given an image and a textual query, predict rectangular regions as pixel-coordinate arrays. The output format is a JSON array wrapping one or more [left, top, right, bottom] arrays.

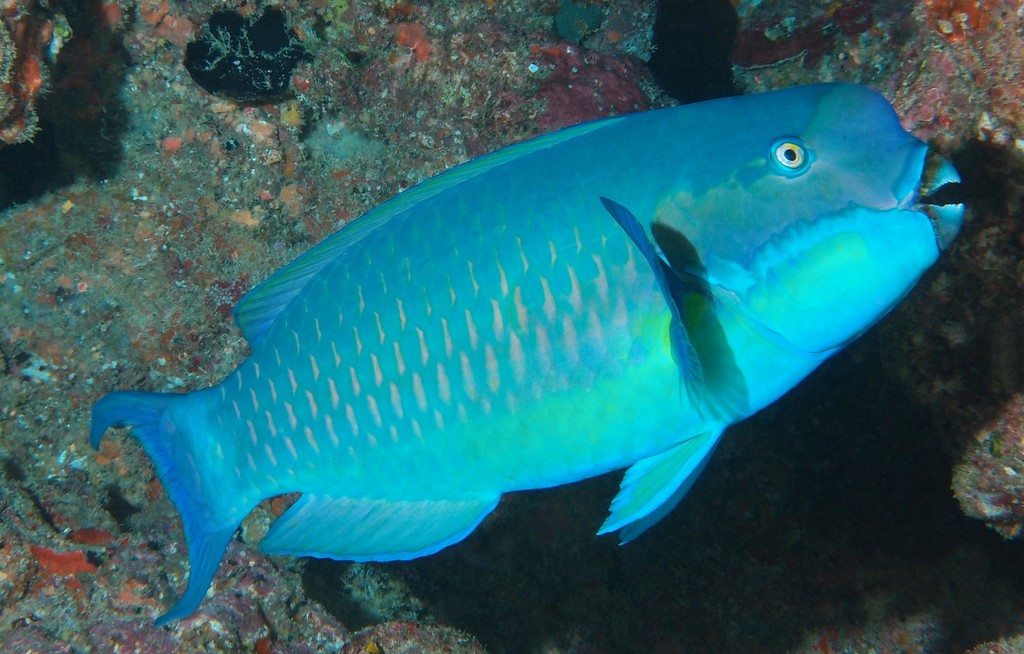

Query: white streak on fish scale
[[437, 363, 452, 405], [379, 271, 388, 296], [246, 451, 257, 471], [345, 404, 359, 437], [441, 318, 454, 358], [288, 369, 298, 395], [402, 257, 412, 283], [504, 391, 519, 414], [457, 403, 469, 424], [232, 400, 241, 420], [253, 362, 261, 380], [613, 293, 629, 328], [592, 254, 609, 305], [349, 366, 361, 397], [284, 436, 299, 461], [268, 379, 278, 404], [247, 420, 258, 446], [574, 225, 583, 255], [467, 261, 480, 297], [424, 294, 433, 318], [540, 277, 556, 324], [393, 342, 406, 376], [623, 243, 639, 284], [490, 299, 505, 341], [233, 466, 241, 479], [561, 314, 580, 369], [567, 266, 583, 315], [434, 408, 446, 431], [396, 298, 407, 331], [357, 286, 366, 313], [264, 443, 279, 467], [484, 343, 500, 393], [305, 390, 318, 421], [509, 331, 526, 385], [371, 353, 383, 387], [496, 259, 509, 297], [481, 397, 492, 415], [535, 325, 552, 373], [374, 312, 386, 346], [513, 287, 529, 331], [368, 433, 378, 448], [331, 341, 342, 367], [310, 355, 320, 382], [314, 318, 322, 343], [516, 237, 529, 275], [274, 347, 282, 368], [235, 371, 243, 392], [328, 377, 340, 409], [389, 425, 400, 443], [449, 280, 457, 306], [389, 382, 404, 420], [305, 426, 320, 454], [265, 410, 278, 438], [459, 351, 479, 401], [411, 418, 423, 440], [465, 309, 480, 351], [416, 327, 430, 366], [412, 372, 428, 412], [587, 307, 605, 358], [325, 414, 340, 447], [293, 330, 301, 355], [249, 388, 259, 412], [548, 240, 558, 267], [285, 402, 298, 430], [367, 395, 383, 428], [353, 328, 363, 356]]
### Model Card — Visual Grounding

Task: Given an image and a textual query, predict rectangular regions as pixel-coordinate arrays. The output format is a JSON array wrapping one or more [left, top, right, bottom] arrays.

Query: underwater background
[[0, 0, 1023, 652]]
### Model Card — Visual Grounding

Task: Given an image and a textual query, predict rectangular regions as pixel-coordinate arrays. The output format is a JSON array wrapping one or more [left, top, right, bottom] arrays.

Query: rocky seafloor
[[0, 0, 1023, 652]]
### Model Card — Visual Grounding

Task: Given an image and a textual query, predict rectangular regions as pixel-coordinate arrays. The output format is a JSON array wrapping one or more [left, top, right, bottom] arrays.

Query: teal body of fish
[[91, 83, 964, 624]]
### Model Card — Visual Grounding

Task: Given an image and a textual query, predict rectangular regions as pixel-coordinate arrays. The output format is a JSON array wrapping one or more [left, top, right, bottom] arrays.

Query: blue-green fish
[[91, 83, 963, 624]]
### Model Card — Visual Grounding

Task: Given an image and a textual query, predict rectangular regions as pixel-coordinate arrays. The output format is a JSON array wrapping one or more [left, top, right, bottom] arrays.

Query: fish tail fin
[[91, 389, 244, 626]]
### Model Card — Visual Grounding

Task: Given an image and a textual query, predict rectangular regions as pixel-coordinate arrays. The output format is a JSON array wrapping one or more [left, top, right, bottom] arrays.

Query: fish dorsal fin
[[234, 117, 627, 345]]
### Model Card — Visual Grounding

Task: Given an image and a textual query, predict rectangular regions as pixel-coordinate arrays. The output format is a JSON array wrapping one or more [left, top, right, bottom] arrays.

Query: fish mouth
[[915, 150, 965, 250]]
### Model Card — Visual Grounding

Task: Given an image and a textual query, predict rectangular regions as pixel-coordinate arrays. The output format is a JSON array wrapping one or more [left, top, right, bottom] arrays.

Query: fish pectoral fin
[[599, 196, 706, 401], [598, 426, 726, 544], [259, 493, 499, 561]]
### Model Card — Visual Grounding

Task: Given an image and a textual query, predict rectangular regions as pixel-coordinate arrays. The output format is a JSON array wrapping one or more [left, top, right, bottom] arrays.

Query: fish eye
[[770, 138, 812, 176]]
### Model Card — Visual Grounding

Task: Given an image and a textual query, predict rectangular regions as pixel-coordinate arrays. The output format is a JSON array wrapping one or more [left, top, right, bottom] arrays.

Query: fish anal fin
[[260, 494, 499, 561]]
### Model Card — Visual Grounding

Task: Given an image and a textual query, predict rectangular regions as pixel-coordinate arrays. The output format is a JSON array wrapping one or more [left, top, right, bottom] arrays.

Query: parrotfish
[[91, 83, 964, 624]]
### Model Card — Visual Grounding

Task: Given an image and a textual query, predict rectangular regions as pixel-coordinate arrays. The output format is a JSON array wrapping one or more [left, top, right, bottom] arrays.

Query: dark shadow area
[[101, 483, 142, 532], [0, 0, 128, 211], [302, 559, 383, 630], [648, 0, 740, 103]]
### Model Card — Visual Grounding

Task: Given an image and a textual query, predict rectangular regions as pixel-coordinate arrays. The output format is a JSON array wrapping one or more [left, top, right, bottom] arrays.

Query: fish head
[[654, 83, 964, 355]]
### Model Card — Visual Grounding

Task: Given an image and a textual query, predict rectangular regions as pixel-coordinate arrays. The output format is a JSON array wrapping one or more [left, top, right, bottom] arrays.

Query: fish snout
[[917, 150, 964, 251]]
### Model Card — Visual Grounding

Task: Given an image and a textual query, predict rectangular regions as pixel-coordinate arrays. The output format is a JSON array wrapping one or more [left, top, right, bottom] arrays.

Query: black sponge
[[185, 8, 311, 103]]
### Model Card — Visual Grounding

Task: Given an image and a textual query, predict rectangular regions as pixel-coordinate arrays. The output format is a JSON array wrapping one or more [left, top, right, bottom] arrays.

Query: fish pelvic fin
[[91, 389, 251, 626], [598, 426, 726, 543]]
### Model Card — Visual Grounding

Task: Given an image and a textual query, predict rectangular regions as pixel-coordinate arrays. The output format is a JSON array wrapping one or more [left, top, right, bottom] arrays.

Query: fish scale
[[91, 83, 963, 624]]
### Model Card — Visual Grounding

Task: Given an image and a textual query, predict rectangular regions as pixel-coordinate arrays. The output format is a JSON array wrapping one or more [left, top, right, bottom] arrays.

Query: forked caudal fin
[[90, 390, 248, 626]]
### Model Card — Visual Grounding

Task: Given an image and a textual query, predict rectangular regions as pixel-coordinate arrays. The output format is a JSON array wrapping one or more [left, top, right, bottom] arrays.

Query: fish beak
[[916, 150, 964, 251]]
